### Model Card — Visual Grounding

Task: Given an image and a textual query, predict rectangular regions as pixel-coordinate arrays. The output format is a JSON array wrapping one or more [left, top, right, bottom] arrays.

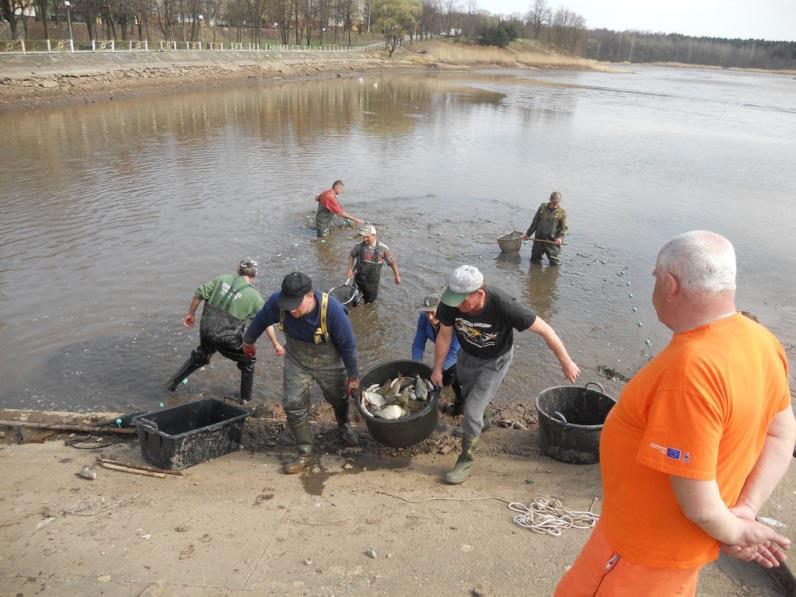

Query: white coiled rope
[[509, 496, 600, 536]]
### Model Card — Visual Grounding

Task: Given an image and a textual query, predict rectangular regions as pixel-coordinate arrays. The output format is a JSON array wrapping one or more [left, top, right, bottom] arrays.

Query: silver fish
[[414, 375, 428, 401], [374, 404, 405, 420], [363, 391, 385, 409]]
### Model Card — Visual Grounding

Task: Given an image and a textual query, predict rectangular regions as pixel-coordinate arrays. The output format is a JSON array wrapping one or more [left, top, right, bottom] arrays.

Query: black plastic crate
[[134, 399, 250, 470]]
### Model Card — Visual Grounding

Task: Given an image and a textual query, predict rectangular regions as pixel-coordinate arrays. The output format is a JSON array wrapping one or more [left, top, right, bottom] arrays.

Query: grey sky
[[482, 0, 795, 42]]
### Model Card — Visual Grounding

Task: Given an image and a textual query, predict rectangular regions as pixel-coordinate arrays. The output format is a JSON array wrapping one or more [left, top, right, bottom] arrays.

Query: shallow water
[[1, 66, 794, 412]]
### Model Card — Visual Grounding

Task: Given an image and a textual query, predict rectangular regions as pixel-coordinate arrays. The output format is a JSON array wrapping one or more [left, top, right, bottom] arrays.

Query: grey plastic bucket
[[535, 382, 616, 464]]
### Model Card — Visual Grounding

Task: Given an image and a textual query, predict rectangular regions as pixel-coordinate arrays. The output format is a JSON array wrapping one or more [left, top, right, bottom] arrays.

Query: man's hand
[[242, 342, 256, 358], [182, 313, 196, 329], [723, 517, 790, 568], [554, 238, 563, 246], [346, 377, 360, 395], [273, 342, 285, 357], [346, 269, 354, 280], [431, 368, 443, 387], [561, 360, 581, 382], [522, 234, 530, 241], [394, 274, 401, 285]]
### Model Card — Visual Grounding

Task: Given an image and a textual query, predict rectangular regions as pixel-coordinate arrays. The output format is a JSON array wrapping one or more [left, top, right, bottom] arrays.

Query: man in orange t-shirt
[[556, 230, 794, 596]]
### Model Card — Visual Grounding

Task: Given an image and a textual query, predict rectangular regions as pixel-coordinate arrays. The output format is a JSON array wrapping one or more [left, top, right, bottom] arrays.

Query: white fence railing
[[0, 38, 396, 54]]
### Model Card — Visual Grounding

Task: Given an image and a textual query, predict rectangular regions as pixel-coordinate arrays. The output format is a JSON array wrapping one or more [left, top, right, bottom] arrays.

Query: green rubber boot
[[453, 406, 494, 437], [284, 419, 314, 475], [444, 437, 478, 485]]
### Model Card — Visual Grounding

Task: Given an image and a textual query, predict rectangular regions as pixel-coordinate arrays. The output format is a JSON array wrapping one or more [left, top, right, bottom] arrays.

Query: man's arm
[[555, 210, 568, 243], [671, 477, 790, 568], [265, 325, 285, 356], [733, 407, 796, 516], [390, 260, 401, 285], [431, 324, 453, 386], [523, 207, 541, 240], [182, 296, 203, 328], [528, 317, 580, 382], [347, 253, 355, 279]]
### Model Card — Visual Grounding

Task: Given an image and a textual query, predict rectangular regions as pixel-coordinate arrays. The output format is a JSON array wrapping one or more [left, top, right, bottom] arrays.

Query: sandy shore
[[0, 39, 607, 112], [0, 406, 792, 596]]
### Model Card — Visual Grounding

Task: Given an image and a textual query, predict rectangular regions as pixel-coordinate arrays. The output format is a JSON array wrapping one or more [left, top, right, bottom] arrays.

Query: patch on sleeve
[[649, 443, 691, 464]]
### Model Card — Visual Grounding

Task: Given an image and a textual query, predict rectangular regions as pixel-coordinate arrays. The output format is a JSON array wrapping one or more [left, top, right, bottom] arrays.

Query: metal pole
[[65, 2, 74, 49], [47, 39, 51, 52]]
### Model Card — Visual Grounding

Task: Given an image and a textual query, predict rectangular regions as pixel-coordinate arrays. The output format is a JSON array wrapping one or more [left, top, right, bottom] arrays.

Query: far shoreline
[[1, 39, 792, 114]]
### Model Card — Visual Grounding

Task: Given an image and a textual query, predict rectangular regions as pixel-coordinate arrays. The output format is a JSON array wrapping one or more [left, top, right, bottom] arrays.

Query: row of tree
[[3, 0, 793, 69], [585, 29, 796, 70]]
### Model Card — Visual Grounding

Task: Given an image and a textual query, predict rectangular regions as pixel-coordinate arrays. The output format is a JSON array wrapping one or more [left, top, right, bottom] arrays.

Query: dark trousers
[[355, 267, 381, 303], [530, 239, 561, 265], [168, 338, 256, 402]]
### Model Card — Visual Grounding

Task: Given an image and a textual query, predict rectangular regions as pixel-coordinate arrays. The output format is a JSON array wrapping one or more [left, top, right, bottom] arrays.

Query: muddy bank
[[0, 39, 607, 112], [0, 405, 792, 596]]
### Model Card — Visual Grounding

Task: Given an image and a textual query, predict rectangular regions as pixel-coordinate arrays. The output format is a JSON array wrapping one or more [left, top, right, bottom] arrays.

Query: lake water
[[1, 65, 794, 412]]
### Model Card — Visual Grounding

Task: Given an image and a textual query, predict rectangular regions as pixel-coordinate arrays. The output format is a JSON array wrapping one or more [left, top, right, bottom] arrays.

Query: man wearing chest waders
[[166, 259, 265, 404], [346, 225, 401, 303], [242, 272, 360, 474], [431, 265, 581, 484]]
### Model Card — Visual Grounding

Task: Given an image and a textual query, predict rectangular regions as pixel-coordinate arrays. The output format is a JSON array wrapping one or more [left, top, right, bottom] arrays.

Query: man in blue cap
[[243, 272, 359, 474], [431, 265, 581, 484]]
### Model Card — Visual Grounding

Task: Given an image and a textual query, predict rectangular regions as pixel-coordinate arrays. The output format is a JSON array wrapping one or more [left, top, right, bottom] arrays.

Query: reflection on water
[[1, 67, 794, 411]]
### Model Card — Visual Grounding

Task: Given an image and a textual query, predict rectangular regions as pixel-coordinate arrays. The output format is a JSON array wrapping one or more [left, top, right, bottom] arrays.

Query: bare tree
[[527, 0, 549, 40]]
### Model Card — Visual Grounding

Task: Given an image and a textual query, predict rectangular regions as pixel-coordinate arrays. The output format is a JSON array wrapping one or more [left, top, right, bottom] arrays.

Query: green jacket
[[526, 203, 568, 240], [195, 274, 264, 321]]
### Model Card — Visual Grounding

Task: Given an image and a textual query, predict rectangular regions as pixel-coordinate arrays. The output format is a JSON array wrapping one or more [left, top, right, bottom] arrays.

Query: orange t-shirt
[[600, 313, 790, 568]]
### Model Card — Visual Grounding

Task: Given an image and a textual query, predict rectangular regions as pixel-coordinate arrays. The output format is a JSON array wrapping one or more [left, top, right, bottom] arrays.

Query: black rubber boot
[[284, 419, 314, 474], [452, 392, 465, 417], [333, 398, 358, 446], [444, 436, 478, 485], [165, 356, 203, 392], [239, 367, 254, 404]]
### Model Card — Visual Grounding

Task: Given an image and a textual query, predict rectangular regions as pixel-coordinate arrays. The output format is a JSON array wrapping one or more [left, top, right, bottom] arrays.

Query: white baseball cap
[[440, 265, 484, 307]]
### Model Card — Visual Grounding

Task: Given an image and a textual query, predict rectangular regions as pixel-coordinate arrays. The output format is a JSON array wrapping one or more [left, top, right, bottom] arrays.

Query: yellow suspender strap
[[279, 308, 285, 332], [320, 292, 329, 337]]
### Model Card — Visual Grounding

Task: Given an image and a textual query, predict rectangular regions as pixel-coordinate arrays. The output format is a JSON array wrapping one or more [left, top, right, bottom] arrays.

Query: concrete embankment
[[0, 49, 395, 111]]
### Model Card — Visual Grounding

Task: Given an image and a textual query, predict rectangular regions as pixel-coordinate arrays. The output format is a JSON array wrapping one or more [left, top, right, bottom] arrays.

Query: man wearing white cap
[[432, 265, 581, 484], [346, 224, 401, 303]]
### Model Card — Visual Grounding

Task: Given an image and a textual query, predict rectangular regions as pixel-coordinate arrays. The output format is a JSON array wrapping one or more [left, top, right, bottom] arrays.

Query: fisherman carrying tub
[[431, 265, 581, 484], [243, 272, 360, 474], [411, 294, 464, 416]]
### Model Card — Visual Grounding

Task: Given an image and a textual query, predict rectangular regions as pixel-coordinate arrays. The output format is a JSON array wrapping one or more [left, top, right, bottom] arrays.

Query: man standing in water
[[431, 265, 580, 484], [555, 231, 794, 596], [523, 191, 568, 265], [166, 259, 264, 404], [346, 225, 400, 303], [315, 180, 364, 238], [243, 272, 359, 474]]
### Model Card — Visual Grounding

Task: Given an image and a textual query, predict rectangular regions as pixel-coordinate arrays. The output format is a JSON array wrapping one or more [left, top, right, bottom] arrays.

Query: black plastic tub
[[134, 399, 250, 470], [535, 382, 616, 464], [355, 360, 440, 448]]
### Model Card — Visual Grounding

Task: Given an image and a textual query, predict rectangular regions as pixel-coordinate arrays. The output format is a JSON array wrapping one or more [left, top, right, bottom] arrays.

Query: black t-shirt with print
[[437, 287, 537, 359]]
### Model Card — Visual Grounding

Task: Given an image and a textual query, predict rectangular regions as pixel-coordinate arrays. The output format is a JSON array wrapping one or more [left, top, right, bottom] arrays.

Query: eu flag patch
[[666, 448, 682, 460]]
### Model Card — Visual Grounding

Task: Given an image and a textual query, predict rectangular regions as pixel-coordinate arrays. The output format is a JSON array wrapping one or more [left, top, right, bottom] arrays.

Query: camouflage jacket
[[526, 203, 568, 240]]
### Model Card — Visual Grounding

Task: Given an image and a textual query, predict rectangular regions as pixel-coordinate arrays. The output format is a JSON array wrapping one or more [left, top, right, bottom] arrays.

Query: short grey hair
[[656, 231, 736, 294]]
